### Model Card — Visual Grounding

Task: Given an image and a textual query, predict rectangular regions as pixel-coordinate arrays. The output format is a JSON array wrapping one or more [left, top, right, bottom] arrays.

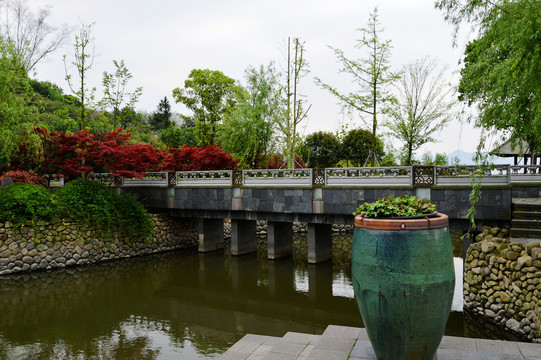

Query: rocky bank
[[0, 215, 198, 276], [464, 226, 541, 342]]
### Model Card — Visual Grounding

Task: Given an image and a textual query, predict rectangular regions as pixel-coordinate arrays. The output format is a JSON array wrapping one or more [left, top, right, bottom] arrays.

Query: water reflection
[[0, 244, 361, 359], [0, 233, 511, 360]]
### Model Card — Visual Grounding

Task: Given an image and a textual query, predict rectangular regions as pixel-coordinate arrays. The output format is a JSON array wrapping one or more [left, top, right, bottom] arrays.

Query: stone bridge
[[56, 165, 541, 263]]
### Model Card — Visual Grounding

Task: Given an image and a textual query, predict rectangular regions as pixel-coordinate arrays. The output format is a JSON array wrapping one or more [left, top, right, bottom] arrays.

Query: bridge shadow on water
[[0, 233, 522, 360]]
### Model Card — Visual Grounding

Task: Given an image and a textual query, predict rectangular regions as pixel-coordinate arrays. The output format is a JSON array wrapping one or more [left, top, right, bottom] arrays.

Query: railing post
[[413, 166, 435, 201], [312, 168, 326, 187], [412, 166, 435, 188], [232, 170, 243, 187], [168, 172, 176, 188]]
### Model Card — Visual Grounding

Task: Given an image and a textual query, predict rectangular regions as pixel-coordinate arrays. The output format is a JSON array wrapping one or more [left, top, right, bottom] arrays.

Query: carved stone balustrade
[[175, 170, 233, 187], [326, 167, 412, 187]]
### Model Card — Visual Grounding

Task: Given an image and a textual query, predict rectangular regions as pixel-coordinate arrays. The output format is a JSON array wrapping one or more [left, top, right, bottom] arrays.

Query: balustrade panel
[[434, 165, 510, 186], [242, 169, 312, 187], [325, 167, 412, 187], [175, 170, 233, 187], [121, 172, 169, 187]]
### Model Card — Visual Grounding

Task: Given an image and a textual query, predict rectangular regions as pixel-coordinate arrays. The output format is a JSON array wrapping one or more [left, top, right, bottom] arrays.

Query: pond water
[[0, 234, 518, 360]]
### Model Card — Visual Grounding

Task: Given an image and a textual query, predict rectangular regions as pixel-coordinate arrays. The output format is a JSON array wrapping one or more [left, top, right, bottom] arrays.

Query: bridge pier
[[267, 221, 293, 259], [308, 223, 333, 263], [231, 219, 257, 256], [198, 219, 224, 252]]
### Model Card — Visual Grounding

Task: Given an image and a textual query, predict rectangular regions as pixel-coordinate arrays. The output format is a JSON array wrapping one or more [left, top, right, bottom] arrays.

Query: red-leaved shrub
[[0, 170, 46, 186], [161, 145, 238, 171], [9, 128, 238, 180]]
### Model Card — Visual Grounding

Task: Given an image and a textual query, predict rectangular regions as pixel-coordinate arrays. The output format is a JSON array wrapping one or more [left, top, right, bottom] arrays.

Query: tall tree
[[100, 60, 142, 130], [0, 0, 69, 71], [315, 8, 398, 166], [340, 128, 384, 167], [150, 96, 172, 130], [436, 0, 541, 161], [386, 57, 455, 165], [0, 35, 40, 167], [279, 37, 311, 169], [303, 131, 341, 168], [219, 63, 281, 168], [172, 69, 237, 147], [118, 106, 143, 130], [63, 22, 96, 131]]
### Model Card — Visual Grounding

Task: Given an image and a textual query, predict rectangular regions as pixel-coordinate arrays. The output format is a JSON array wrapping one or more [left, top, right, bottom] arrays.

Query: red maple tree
[[10, 128, 238, 181]]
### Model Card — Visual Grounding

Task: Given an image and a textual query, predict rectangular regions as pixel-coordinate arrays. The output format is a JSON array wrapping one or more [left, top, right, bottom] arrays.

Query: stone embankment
[[0, 215, 198, 276], [464, 226, 541, 342]]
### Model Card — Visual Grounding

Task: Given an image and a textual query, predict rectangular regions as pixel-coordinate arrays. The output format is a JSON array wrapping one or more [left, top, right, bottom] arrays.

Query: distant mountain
[[446, 149, 514, 165]]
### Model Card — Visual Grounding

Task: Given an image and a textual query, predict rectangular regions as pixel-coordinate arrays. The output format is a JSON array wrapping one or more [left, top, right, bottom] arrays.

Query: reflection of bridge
[[160, 251, 361, 335], [0, 251, 361, 352], [69, 165, 541, 263]]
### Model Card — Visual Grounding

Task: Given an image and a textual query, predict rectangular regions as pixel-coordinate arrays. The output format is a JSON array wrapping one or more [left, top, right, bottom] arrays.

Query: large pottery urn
[[352, 213, 455, 360]]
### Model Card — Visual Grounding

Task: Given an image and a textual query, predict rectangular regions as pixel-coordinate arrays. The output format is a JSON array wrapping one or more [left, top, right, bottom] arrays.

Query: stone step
[[510, 237, 541, 245], [219, 325, 541, 360], [217, 334, 280, 360], [512, 210, 541, 220], [260, 332, 321, 360], [512, 218, 541, 229], [510, 228, 541, 239], [512, 198, 541, 212], [217, 332, 321, 360]]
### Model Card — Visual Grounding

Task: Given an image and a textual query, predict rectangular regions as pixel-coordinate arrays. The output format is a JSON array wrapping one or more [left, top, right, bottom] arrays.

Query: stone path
[[217, 325, 541, 360]]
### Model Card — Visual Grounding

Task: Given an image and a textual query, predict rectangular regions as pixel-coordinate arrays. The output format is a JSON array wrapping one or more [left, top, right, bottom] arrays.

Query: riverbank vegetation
[[0, 176, 153, 239]]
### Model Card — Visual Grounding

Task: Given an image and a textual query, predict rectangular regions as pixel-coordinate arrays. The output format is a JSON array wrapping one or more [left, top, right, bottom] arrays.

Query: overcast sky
[[26, 0, 485, 156]]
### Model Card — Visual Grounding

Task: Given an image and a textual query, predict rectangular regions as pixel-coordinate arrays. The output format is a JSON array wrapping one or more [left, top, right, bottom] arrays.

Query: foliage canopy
[[304, 131, 341, 168], [219, 63, 281, 168], [341, 128, 384, 167], [172, 69, 237, 147], [386, 57, 454, 165], [315, 8, 398, 166], [437, 0, 541, 156], [0, 36, 41, 168]]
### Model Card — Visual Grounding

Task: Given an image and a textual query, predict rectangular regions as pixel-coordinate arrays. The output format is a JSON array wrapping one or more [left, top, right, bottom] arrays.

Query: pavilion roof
[[491, 139, 539, 157]]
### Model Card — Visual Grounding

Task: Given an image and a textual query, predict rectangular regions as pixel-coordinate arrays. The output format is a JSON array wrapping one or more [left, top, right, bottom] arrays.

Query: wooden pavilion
[[491, 139, 539, 165]]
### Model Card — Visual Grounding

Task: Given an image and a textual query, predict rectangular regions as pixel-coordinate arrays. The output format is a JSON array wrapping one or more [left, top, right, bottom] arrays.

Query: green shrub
[[354, 195, 436, 218], [56, 178, 153, 239], [113, 192, 154, 239], [0, 183, 57, 224]]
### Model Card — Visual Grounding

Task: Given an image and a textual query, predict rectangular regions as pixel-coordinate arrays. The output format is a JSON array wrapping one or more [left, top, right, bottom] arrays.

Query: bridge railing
[[175, 170, 233, 187], [49, 164, 541, 188], [434, 164, 511, 186], [510, 165, 541, 184], [243, 169, 312, 187], [121, 172, 169, 187], [325, 167, 412, 187]]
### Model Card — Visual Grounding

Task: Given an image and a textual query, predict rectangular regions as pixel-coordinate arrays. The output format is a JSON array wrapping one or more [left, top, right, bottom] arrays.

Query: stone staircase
[[218, 325, 365, 360], [217, 325, 541, 360], [511, 198, 541, 242]]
